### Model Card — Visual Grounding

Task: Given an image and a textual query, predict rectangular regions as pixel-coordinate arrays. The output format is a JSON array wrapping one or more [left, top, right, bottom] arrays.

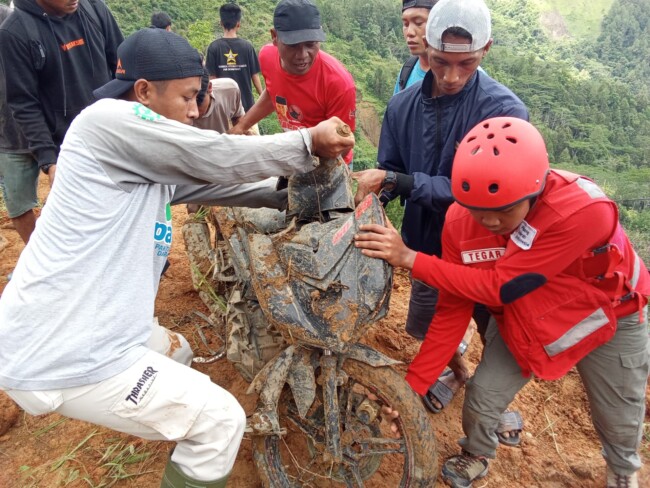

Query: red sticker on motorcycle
[[355, 195, 373, 218], [332, 218, 353, 245]]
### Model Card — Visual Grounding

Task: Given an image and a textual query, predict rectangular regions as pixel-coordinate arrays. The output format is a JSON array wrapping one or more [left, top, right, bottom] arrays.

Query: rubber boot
[[159, 457, 230, 488]]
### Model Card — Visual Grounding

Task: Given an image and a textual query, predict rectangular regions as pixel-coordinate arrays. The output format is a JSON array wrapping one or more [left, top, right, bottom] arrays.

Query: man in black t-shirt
[[205, 3, 262, 112]]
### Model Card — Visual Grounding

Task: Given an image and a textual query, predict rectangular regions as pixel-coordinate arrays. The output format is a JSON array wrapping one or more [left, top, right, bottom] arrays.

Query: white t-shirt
[[195, 78, 245, 133], [0, 99, 315, 390]]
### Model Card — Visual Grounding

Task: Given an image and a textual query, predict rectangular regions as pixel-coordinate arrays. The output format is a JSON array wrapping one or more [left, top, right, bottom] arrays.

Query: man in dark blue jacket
[[353, 0, 528, 434], [0, 0, 123, 190]]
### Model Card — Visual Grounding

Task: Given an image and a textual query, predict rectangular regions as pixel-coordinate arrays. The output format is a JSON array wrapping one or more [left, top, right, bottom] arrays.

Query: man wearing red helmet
[[355, 117, 649, 488]]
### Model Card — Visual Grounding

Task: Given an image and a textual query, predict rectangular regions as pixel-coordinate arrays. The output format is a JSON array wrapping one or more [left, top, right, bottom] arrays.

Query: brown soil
[[0, 179, 648, 487]]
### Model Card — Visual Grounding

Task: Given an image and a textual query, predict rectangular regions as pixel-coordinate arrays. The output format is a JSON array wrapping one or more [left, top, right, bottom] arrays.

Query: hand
[[308, 117, 355, 160], [47, 164, 57, 187], [351, 169, 386, 205], [354, 218, 416, 270], [227, 124, 247, 135]]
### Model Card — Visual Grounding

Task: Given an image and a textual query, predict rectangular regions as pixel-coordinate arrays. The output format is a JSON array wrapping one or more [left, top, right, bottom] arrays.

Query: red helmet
[[451, 117, 549, 210]]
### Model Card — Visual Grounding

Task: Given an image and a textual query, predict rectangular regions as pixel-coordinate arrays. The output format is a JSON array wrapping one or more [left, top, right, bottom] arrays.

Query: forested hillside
[[100, 0, 650, 170]]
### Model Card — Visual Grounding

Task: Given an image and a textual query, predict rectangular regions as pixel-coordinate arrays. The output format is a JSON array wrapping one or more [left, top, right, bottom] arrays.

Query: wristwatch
[[381, 171, 397, 192], [40, 163, 55, 175]]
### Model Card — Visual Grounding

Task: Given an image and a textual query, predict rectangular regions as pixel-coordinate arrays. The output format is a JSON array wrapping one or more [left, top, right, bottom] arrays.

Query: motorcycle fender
[[287, 349, 316, 419], [345, 343, 402, 367], [246, 345, 295, 399]]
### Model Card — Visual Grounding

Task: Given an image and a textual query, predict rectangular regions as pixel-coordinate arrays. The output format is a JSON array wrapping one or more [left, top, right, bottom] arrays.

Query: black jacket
[[0, 0, 123, 166], [378, 71, 528, 256]]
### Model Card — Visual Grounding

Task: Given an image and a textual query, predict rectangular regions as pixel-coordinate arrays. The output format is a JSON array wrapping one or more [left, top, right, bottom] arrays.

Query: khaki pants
[[460, 309, 649, 475], [7, 321, 245, 481]]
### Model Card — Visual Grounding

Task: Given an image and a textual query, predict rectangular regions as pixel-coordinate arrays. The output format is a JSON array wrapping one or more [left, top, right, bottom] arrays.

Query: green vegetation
[[102, 0, 650, 173], [533, 0, 615, 40], [18, 429, 156, 488], [4, 0, 649, 252]]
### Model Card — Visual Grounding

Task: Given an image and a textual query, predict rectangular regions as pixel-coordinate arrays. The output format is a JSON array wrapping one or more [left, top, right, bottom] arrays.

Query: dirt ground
[[0, 179, 648, 487]]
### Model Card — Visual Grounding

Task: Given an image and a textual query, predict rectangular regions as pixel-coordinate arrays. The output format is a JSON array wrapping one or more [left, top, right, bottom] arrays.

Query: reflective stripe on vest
[[631, 252, 641, 288], [544, 307, 609, 357]]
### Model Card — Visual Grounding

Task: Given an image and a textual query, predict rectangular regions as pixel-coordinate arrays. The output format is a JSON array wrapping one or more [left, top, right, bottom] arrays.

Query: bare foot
[[367, 392, 400, 437]]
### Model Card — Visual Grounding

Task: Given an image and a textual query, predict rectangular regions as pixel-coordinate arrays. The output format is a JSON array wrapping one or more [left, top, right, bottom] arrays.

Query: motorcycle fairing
[[248, 194, 392, 351]]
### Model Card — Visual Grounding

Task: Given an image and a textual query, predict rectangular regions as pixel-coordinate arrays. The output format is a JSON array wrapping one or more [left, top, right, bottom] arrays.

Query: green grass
[[18, 433, 156, 488], [532, 0, 615, 40]]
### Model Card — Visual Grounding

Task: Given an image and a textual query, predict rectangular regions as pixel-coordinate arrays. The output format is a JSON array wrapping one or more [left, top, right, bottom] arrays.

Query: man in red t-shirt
[[229, 0, 356, 164]]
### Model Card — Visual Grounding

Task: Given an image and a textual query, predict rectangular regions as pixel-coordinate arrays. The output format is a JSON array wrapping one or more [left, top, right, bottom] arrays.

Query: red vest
[[473, 171, 649, 379]]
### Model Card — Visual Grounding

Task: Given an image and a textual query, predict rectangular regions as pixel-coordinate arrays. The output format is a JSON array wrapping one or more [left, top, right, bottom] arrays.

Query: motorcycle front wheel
[[252, 359, 438, 487]]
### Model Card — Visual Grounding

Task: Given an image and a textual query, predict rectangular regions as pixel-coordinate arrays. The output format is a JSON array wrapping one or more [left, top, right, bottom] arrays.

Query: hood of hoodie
[[13, 0, 52, 17]]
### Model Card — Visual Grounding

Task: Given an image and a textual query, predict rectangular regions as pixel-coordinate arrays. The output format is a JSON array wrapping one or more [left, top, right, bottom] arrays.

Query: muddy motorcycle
[[182, 157, 437, 487]]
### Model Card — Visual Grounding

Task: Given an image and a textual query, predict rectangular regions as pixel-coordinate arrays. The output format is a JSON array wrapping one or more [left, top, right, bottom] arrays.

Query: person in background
[[229, 0, 356, 166], [355, 116, 649, 488], [195, 69, 246, 134], [206, 3, 263, 114], [186, 69, 250, 215], [0, 0, 123, 187], [0, 28, 353, 488], [0, 4, 37, 252], [394, 0, 437, 95], [352, 0, 527, 443], [151, 11, 172, 31]]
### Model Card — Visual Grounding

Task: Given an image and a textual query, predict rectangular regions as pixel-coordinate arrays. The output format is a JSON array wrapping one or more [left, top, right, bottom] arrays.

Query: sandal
[[442, 451, 489, 488], [496, 410, 524, 447], [422, 368, 460, 413]]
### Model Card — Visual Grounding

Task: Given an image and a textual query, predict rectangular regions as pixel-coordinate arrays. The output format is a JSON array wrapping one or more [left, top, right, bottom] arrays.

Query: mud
[[0, 180, 648, 487]]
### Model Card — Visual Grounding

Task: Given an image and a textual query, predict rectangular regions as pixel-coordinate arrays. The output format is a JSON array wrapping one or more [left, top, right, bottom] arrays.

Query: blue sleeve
[[376, 103, 406, 203], [410, 172, 454, 212], [393, 71, 400, 96], [377, 105, 405, 174]]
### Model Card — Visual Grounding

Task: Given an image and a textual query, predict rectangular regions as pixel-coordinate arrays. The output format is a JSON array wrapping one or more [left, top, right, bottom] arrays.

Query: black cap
[[94, 29, 204, 100], [273, 0, 326, 45], [402, 0, 437, 11]]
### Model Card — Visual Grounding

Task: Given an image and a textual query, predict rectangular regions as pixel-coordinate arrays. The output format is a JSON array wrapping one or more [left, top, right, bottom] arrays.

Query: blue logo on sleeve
[[154, 203, 173, 256]]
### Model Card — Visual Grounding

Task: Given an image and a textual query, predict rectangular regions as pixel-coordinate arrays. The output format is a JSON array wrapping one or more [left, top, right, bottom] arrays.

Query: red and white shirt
[[259, 44, 356, 163]]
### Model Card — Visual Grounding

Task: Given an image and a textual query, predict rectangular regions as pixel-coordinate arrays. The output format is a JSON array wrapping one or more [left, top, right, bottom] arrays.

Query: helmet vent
[[502, 122, 511, 128], [467, 136, 477, 142], [488, 183, 499, 194], [462, 181, 470, 191], [506, 137, 517, 144], [470, 145, 481, 155], [493, 146, 500, 156]]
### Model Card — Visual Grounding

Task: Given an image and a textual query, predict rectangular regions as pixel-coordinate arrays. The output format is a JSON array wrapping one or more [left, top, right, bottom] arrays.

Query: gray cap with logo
[[425, 0, 491, 53]]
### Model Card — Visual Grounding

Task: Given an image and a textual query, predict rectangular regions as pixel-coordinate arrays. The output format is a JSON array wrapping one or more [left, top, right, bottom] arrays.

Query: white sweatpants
[[6, 321, 245, 481]]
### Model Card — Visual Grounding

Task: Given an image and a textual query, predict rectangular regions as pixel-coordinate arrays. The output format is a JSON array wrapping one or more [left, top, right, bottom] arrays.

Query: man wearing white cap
[[353, 0, 528, 454]]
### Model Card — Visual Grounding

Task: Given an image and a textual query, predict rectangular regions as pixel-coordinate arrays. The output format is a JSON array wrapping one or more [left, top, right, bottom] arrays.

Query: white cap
[[426, 0, 491, 53]]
